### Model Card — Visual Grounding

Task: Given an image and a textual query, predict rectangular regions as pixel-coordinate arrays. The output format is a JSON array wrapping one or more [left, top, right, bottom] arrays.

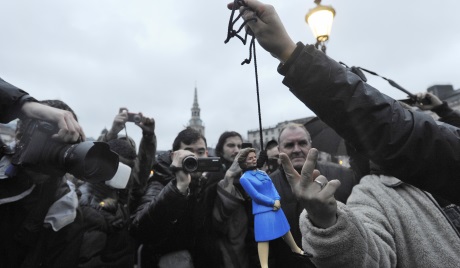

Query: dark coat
[[77, 132, 156, 267], [279, 42, 460, 205], [0, 77, 35, 123], [0, 174, 83, 268], [130, 152, 224, 268]]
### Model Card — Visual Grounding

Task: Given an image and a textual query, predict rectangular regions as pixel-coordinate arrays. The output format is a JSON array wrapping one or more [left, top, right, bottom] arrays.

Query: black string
[[225, 0, 264, 150]]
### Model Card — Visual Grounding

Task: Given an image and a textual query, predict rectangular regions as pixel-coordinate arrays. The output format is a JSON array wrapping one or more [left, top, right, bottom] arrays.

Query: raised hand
[[227, 0, 297, 63], [136, 114, 155, 136], [280, 148, 341, 228]]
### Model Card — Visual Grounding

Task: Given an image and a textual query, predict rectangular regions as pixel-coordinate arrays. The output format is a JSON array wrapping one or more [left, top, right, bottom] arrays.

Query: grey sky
[[1, 0, 459, 151]]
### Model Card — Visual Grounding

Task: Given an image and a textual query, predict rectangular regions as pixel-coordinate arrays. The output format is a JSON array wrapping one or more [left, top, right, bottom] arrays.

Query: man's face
[[278, 127, 312, 171], [180, 138, 208, 179], [222, 136, 242, 162], [180, 138, 208, 158]]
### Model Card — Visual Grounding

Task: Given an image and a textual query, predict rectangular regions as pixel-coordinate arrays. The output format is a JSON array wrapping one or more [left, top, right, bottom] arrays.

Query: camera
[[119, 108, 143, 123], [182, 156, 222, 173], [11, 120, 119, 183]]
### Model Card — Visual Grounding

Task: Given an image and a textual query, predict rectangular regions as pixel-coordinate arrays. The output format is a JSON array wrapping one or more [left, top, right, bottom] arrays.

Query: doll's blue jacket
[[240, 169, 280, 215]]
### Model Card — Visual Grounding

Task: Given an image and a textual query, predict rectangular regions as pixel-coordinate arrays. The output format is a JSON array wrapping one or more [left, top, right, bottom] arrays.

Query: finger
[[312, 169, 321, 180], [319, 179, 341, 199], [300, 148, 319, 187], [279, 153, 299, 185]]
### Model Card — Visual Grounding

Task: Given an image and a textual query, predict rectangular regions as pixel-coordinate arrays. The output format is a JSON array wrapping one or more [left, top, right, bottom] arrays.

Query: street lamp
[[305, 0, 336, 53]]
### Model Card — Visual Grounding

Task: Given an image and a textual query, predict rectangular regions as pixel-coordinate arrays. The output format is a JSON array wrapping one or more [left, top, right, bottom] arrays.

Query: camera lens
[[133, 115, 142, 123], [182, 155, 198, 173]]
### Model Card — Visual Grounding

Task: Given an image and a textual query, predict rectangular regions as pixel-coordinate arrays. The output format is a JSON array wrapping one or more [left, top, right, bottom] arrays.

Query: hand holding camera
[[170, 149, 194, 193], [119, 108, 143, 124]]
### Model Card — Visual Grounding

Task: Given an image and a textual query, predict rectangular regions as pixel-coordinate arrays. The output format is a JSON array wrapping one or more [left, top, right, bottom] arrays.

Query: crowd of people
[[1, 0, 460, 267]]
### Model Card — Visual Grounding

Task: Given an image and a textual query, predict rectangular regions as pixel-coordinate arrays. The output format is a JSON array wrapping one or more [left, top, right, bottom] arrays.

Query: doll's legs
[[257, 241, 269, 268], [282, 231, 303, 254]]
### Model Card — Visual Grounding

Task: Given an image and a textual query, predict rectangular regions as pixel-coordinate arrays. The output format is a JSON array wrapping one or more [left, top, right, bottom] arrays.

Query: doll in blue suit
[[238, 148, 304, 268]]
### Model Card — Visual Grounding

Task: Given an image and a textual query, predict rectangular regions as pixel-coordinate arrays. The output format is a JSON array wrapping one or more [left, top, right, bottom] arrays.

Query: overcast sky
[[1, 0, 459, 151]]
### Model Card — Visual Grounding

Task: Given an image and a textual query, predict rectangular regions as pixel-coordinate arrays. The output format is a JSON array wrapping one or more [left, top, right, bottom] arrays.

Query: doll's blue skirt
[[254, 208, 290, 242]]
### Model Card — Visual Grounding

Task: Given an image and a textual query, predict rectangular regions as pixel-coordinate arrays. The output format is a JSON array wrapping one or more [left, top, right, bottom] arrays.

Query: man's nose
[[293, 143, 301, 152]]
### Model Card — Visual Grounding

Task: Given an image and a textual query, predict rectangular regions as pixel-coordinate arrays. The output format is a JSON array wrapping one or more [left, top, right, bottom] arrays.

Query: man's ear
[[205, 150, 209, 157]]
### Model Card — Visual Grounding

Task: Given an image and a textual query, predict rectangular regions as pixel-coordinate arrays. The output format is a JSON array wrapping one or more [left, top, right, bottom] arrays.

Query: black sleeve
[[280, 43, 460, 205], [0, 77, 36, 123]]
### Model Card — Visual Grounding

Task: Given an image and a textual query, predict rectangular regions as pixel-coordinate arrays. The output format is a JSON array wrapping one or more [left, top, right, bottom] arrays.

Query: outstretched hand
[[227, 0, 296, 63], [280, 148, 340, 228]]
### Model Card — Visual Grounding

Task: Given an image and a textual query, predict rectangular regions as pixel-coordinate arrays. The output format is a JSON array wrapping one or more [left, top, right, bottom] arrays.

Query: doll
[[238, 148, 304, 268]]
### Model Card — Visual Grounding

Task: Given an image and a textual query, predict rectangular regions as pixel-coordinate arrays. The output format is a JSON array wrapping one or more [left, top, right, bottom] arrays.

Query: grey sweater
[[300, 175, 460, 267]]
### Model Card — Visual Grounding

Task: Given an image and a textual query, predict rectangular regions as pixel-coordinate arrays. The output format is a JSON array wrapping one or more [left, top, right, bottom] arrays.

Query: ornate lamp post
[[305, 0, 336, 53]]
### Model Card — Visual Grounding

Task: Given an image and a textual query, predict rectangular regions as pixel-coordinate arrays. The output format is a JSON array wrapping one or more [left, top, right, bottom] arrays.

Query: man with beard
[[131, 127, 230, 267], [214, 131, 243, 170]]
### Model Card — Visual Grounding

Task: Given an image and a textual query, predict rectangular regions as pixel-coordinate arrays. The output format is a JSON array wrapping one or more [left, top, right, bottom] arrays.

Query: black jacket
[[0, 77, 36, 123], [280, 42, 460, 204], [0, 174, 83, 268], [130, 152, 223, 267]]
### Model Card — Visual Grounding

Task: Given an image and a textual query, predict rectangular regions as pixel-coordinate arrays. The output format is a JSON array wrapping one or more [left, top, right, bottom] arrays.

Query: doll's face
[[245, 152, 257, 168]]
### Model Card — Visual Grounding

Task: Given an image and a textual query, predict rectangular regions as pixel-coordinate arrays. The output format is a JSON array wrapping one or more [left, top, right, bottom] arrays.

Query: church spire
[[188, 84, 205, 136]]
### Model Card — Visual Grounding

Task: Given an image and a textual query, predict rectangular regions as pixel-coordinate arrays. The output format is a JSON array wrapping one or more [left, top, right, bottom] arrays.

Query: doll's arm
[[240, 175, 275, 207]]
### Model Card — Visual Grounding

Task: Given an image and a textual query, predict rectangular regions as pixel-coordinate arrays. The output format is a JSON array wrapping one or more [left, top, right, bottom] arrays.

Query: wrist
[[106, 130, 118, 141], [309, 214, 337, 229], [278, 41, 297, 63], [176, 181, 189, 195]]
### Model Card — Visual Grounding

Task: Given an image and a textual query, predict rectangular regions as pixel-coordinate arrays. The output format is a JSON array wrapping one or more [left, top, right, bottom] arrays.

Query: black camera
[[119, 108, 143, 123], [11, 120, 119, 183], [182, 156, 222, 173]]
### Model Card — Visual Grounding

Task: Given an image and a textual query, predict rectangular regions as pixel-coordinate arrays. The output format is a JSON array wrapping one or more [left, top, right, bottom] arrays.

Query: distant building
[[187, 85, 205, 136]]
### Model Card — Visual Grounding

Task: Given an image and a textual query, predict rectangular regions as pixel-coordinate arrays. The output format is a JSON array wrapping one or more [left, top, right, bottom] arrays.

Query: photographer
[[0, 99, 88, 268], [131, 127, 234, 267], [97, 108, 157, 211], [1, 77, 85, 143]]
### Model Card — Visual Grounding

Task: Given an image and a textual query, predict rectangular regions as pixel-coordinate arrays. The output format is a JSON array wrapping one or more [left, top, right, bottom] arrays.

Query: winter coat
[[77, 133, 156, 267], [279, 42, 460, 204], [300, 175, 460, 267], [0, 173, 83, 268], [130, 151, 224, 268], [0, 77, 35, 123]]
